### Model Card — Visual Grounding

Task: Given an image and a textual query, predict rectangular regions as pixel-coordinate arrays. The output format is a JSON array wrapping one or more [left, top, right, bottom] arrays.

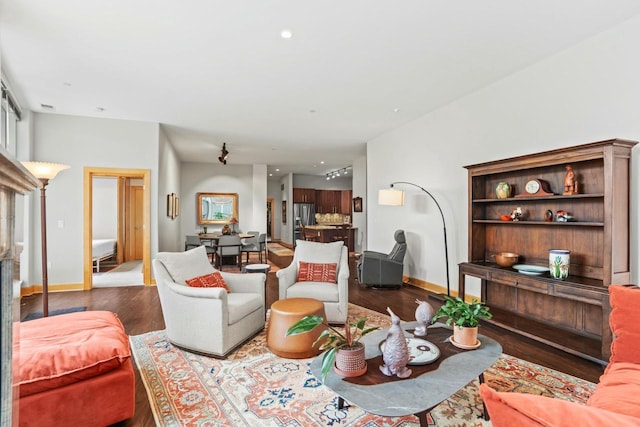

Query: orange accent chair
[[480, 284, 640, 426]]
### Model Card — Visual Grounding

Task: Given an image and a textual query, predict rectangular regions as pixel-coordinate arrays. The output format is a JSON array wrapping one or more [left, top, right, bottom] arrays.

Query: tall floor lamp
[[21, 162, 70, 317], [378, 181, 451, 297]]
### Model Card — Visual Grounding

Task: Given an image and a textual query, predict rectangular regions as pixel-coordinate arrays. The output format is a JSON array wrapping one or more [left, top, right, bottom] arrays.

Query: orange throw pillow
[[185, 272, 231, 292], [297, 262, 337, 283]]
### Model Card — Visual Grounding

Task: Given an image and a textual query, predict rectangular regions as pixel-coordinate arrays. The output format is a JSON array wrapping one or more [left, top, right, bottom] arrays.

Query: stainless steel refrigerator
[[293, 203, 315, 244]]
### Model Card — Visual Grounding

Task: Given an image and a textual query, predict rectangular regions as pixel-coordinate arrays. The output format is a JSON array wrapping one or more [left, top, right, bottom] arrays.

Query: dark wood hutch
[[459, 139, 636, 364]]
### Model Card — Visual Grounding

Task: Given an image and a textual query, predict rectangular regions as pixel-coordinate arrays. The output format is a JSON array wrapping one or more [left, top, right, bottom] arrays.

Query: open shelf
[[462, 139, 637, 363], [473, 220, 604, 227], [484, 307, 605, 365]]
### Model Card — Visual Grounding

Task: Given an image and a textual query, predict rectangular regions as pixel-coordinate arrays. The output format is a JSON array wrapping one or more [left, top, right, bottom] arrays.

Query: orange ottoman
[[17, 310, 135, 427], [267, 298, 327, 358]]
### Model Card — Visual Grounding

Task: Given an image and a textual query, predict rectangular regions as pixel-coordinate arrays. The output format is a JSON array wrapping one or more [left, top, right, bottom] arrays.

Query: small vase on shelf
[[495, 182, 511, 199]]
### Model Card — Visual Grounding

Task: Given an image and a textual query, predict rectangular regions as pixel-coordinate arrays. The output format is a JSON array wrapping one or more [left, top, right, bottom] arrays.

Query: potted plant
[[286, 316, 379, 381], [432, 296, 492, 347]]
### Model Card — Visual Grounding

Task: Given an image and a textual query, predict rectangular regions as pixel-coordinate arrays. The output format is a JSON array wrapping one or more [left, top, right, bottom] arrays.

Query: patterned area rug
[[130, 304, 595, 426]]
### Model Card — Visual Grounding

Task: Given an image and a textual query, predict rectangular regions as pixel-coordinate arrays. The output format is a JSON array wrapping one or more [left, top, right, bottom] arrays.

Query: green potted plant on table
[[286, 316, 379, 381], [432, 296, 492, 348]]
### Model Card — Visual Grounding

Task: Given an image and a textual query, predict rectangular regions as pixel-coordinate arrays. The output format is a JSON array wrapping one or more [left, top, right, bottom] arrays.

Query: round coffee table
[[267, 298, 327, 359]]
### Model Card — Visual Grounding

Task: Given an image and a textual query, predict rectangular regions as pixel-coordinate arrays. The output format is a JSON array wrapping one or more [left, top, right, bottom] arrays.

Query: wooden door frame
[[83, 167, 151, 289], [267, 197, 275, 240]]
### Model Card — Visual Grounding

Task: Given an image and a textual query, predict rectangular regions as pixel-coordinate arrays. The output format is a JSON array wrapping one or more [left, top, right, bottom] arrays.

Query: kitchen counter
[[306, 224, 355, 230], [303, 225, 357, 252]]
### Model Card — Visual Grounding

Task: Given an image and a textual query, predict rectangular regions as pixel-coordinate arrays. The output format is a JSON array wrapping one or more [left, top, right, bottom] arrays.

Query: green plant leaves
[[432, 296, 492, 327]]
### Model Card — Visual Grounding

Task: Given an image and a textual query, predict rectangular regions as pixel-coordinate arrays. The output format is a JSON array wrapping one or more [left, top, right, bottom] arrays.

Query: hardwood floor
[[19, 255, 605, 426]]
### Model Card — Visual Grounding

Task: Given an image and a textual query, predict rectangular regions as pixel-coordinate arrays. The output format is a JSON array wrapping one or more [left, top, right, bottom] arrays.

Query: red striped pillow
[[297, 262, 337, 284], [185, 271, 231, 292]]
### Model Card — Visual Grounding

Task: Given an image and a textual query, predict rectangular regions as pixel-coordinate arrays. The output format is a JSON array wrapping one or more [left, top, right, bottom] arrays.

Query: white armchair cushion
[[227, 294, 263, 324], [286, 281, 339, 302], [295, 240, 343, 265], [155, 246, 214, 285]]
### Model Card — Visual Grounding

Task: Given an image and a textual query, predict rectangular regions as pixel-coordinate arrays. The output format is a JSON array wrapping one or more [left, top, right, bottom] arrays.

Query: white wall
[[293, 174, 352, 190], [157, 127, 182, 252], [28, 113, 160, 286], [367, 15, 640, 298], [92, 177, 117, 239], [180, 163, 266, 236]]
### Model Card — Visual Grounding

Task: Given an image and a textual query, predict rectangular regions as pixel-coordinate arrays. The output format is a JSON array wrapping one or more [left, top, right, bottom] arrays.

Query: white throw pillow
[[155, 245, 215, 285], [294, 240, 343, 266]]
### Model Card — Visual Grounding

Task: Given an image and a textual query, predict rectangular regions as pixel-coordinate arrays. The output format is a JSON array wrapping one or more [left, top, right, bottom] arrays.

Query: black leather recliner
[[357, 230, 407, 288]]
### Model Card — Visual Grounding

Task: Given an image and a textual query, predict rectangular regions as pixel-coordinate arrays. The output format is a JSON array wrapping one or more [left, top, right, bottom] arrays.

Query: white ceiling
[[2, 1, 640, 178]]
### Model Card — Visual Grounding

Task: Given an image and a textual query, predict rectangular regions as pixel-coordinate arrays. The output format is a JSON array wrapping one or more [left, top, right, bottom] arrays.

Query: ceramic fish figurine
[[380, 307, 412, 378], [414, 299, 435, 336]]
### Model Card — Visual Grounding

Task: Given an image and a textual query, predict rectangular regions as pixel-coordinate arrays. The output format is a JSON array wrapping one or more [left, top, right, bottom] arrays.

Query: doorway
[[267, 198, 274, 242], [83, 167, 151, 289]]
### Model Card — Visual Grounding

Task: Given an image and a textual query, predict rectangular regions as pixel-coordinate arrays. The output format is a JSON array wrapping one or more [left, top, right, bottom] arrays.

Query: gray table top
[[309, 321, 502, 417]]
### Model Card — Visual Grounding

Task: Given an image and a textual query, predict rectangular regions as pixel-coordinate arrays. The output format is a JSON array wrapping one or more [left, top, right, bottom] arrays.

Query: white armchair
[[153, 246, 265, 357], [276, 240, 348, 324]]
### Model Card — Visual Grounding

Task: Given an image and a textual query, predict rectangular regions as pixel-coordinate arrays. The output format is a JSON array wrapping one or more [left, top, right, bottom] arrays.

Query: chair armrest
[[359, 256, 404, 285], [221, 271, 265, 294], [362, 250, 388, 259], [276, 262, 298, 299]]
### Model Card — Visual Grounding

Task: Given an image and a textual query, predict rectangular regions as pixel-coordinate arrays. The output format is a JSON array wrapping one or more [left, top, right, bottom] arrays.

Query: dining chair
[[216, 235, 242, 270], [185, 234, 216, 263], [242, 233, 268, 263]]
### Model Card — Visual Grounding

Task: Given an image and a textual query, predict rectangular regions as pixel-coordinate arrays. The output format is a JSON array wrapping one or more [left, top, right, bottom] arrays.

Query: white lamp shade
[[378, 189, 405, 206], [21, 162, 70, 180]]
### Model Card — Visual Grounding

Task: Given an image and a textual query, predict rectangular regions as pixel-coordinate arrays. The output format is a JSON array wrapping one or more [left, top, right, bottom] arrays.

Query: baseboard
[[403, 276, 479, 302], [21, 282, 85, 297]]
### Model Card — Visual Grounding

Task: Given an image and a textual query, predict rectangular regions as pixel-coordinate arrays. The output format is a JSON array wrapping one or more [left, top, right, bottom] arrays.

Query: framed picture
[[353, 197, 363, 213], [167, 194, 174, 218], [282, 201, 287, 224], [173, 195, 180, 218]]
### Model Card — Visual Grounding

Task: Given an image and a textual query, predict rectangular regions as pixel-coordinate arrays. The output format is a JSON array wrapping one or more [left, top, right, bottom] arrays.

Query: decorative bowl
[[493, 252, 519, 267], [499, 215, 512, 221]]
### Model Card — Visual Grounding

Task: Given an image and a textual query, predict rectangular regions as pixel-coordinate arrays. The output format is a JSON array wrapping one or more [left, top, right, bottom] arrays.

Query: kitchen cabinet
[[293, 188, 316, 203], [460, 139, 636, 364], [315, 190, 341, 213], [340, 190, 353, 216]]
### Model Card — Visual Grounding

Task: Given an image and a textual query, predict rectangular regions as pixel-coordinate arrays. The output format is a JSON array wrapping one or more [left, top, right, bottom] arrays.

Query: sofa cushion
[[608, 285, 640, 364], [156, 245, 215, 285], [18, 310, 131, 397], [186, 271, 230, 292], [297, 262, 337, 284], [587, 361, 640, 418], [479, 384, 640, 427]]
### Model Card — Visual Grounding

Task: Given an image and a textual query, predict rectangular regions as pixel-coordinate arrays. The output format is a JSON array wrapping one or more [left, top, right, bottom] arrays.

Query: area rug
[[130, 304, 596, 426], [22, 306, 87, 321], [93, 260, 144, 287], [267, 242, 294, 256]]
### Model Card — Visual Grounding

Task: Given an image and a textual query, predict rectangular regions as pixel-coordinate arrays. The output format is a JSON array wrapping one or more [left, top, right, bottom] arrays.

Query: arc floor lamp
[[378, 181, 451, 297], [21, 161, 70, 317]]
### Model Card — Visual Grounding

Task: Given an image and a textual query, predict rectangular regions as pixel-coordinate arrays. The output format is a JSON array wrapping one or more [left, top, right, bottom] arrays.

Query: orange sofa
[[17, 310, 135, 427], [480, 284, 640, 426]]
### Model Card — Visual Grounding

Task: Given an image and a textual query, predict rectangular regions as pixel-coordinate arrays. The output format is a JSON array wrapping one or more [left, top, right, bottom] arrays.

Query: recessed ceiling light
[[96, 107, 105, 112], [309, 109, 316, 113], [63, 82, 71, 87], [40, 104, 55, 110], [280, 29, 293, 39], [269, 173, 273, 177], [320, 161, 325, 164], [393, 108, 400, 113], [276, 168, 280, 172]]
